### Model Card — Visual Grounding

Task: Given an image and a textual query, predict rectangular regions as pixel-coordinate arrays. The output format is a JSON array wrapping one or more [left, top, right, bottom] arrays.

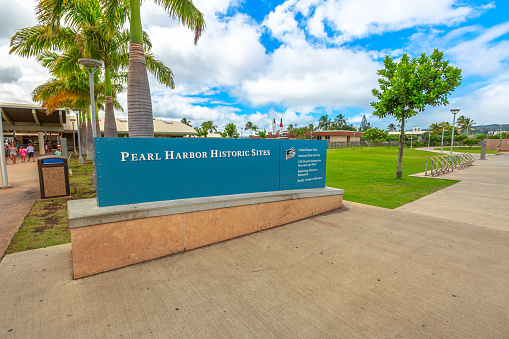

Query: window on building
[[325, 135, 330, 140]]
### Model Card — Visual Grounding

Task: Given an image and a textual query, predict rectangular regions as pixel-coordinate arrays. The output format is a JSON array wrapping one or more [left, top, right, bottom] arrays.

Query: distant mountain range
[[473, 124, 509, 133]]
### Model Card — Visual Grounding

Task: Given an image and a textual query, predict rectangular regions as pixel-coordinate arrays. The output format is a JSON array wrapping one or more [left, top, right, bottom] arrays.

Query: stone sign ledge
[[68, 187, 344, 229]]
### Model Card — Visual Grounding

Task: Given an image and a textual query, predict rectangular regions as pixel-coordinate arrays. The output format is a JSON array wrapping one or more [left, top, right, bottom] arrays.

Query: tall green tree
[[318, 115, 331, 130], [181, 118, 192, 126], [202, 121, 217, 133], [371, 49, 462, 178], [220, 123, 239, 138], [386, 123, 397, 132], [103, 0, 206, 137], [245, 121, 253, 135], [458, 116, 475, 135], [333, 114, 347, 129], [13, 0, 176, 139], [359, 115, 371, 131]]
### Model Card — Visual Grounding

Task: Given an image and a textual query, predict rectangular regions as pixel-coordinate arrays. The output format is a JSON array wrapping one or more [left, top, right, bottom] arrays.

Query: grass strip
[[433, 146, 499, 154], [4, 156, 96, 255]]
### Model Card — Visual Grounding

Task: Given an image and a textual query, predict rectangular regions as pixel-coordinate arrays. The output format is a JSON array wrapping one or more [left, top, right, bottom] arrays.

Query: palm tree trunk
[[127, 0, 154, 138], [397, 113, 406, 179], [103, 66, 118, 137]]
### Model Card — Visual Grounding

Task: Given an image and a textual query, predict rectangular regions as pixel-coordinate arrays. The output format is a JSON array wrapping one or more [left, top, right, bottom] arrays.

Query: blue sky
[[0, 0, 508, 133]]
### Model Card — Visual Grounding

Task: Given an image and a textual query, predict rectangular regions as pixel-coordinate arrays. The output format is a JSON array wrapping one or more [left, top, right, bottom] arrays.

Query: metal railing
[[425, 153, 475, 176]]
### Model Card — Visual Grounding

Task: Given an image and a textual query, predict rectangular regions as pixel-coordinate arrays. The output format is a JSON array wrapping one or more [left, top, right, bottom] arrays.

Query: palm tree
[[457, 115, 466, 134], [318, 115, 330, 130], [460, 117, 475, 135], [245, 121, 253, 135], [102, 0, 206, 137], [181, 118, 191, 127], [334, 114, 347, 129], [201, 121, 218, 134], [387, 123, 397, 132], [13, 0, 175, 138]]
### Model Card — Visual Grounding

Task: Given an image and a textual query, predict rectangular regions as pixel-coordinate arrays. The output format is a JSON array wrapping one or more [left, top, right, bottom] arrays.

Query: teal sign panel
[[94, 138, 327, 207], [279, 140, 327, 190]]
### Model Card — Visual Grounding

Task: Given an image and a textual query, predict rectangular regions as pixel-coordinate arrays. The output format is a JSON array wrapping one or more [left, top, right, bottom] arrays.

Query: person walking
[[9, 142, 18, 164], [19, 146, 27, 163], [4, 143, 9, 164], [27, 143, 35, 162]]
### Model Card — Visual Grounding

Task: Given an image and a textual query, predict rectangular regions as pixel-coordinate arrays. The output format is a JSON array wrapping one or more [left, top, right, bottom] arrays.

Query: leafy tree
[[245, 121, 253, 135], [386, 123, 397, 132], [181, 118, 192, 127], [201, 121, 217, 133], [362, 128, 389, 146], [220, 123, 239, 138], [257, 130, 267, 139], [194, 126, 207, 137], [287, 124, 295, 133], [454, 134, 468, 143], [463, 137, 480, 149], [371, 49, 462, 178], [359, 115, 371, 131]]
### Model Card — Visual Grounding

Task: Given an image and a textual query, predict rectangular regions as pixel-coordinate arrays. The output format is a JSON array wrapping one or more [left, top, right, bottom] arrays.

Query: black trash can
[[37, 155, 70, 198]]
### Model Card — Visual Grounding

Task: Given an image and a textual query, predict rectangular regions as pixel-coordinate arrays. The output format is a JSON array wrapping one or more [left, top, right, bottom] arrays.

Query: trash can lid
[[42, 159, 64, 164]]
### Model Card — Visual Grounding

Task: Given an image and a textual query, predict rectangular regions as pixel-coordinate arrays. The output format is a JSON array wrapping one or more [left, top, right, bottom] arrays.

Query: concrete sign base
[[68, 187, 344, 279]]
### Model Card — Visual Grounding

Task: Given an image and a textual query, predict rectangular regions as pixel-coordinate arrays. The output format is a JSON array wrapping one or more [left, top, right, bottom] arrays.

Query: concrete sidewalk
[[0, 155, 508, 338], [0, 157, 40, 257]]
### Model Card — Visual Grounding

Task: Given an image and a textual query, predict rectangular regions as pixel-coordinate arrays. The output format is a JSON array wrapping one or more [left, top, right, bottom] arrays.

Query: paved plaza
[[0, 153, 508, 338]]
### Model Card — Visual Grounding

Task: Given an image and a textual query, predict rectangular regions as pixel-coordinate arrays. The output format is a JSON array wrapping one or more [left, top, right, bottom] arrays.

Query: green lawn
[[4, 155, 96, 256], [326, 147, 458, 209], [433, 146, 499, 154]]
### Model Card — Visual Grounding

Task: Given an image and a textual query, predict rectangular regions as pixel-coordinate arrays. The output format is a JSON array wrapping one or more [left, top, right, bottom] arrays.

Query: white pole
[[441, 127, 444, 153], [71, 120, 76, 155], [0, 116, 11, 188], [450, 112, 457, 156], [76, 112, 83, 164]]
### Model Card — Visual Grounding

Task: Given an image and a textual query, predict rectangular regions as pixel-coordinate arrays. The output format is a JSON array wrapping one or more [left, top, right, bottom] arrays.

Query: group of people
[[4, 140, 64, 164], [4, 141, 35, 164]]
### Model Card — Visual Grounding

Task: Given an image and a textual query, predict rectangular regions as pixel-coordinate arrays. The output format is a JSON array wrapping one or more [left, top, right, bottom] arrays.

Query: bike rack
[[425, 153, 475, 176]]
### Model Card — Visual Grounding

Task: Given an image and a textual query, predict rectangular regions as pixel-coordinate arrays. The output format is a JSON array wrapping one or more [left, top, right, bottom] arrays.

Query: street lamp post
[[78, 58, 103, 155], [75, 112, 83, 164], [499, 128, 503, 151], [70, 118, 76, 155], [441, 126, 445, 153], [79, 58, 102, 186], [450, 109, 460, 156]]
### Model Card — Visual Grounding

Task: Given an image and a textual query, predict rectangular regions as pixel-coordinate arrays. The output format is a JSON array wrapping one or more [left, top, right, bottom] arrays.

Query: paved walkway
[[0, 156, 40, 257], [0, 154, 508, 337]]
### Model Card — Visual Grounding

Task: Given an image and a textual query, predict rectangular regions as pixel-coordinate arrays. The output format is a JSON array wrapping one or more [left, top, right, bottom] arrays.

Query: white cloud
[[0, 46, 50, 104], [145, 13, 267, 87], [237, 45, 380, 108], [0, 0, 37, 44], [265, 0, 488, 44]]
